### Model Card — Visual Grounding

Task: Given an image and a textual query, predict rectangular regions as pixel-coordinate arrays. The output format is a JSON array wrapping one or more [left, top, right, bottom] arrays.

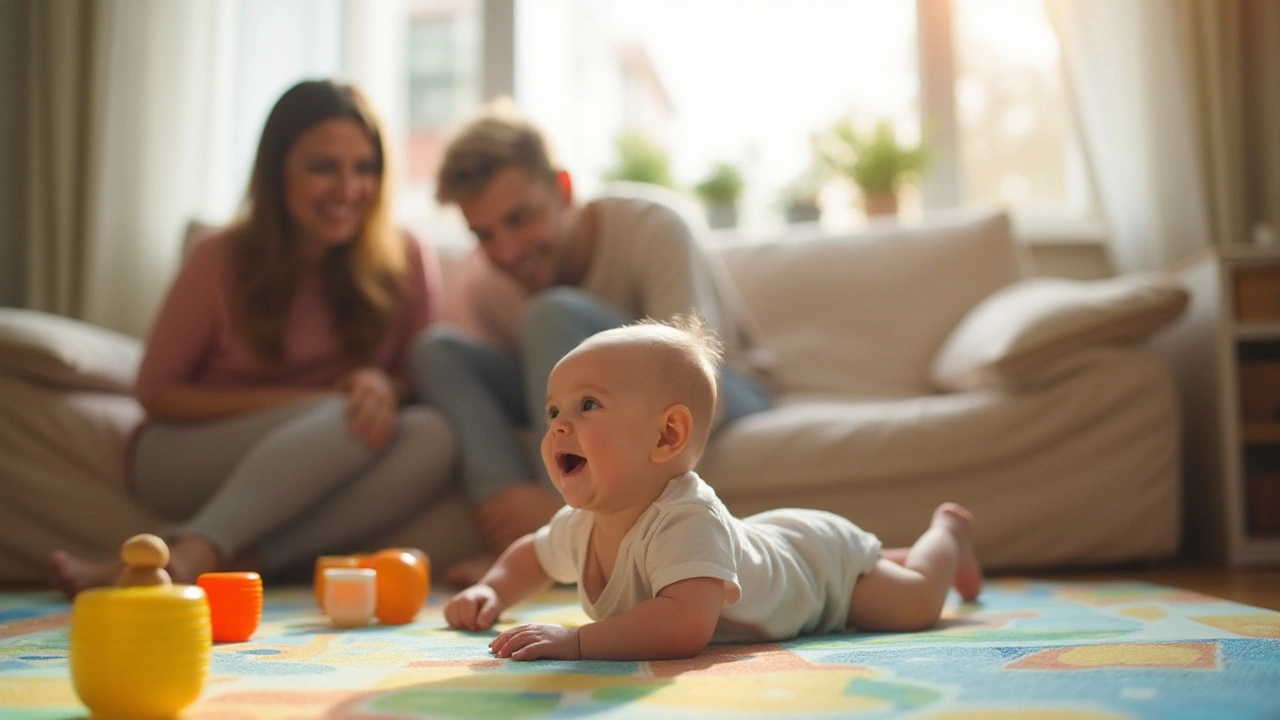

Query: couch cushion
[[930, 272, 1189, 391], [0, 308, 143, 393], [699, 347, 1168, 499], [718, 211, 1025, 398]]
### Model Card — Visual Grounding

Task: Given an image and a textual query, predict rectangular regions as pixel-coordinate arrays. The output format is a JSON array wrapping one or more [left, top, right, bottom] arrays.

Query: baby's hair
[[633, 314, 724, 450]]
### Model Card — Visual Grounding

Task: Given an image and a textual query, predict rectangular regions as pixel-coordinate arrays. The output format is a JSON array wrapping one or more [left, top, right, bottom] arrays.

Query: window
[[225, 0, 1096, 245], [951, 0, 1095, 229], [507, 0, 1095, 240]]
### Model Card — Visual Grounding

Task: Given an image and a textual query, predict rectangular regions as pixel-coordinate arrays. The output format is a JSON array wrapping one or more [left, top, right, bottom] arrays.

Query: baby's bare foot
[[49, 551, 122, 600], [933, 503, 983, 602]]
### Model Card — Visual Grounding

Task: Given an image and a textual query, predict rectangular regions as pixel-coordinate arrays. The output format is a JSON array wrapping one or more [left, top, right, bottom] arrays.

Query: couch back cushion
[[718, 211, 1025, 398]]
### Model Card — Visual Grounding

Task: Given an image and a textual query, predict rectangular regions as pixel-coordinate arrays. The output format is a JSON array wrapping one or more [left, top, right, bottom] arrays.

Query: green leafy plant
[[603, 131, 675, 188], [693, 162, 746, 205], [814, 119, 928, 196]]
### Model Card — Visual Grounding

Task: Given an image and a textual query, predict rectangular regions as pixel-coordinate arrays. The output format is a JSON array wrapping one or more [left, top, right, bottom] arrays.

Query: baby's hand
[[444, 584, 502, 631], [490, 623, 579, 661]]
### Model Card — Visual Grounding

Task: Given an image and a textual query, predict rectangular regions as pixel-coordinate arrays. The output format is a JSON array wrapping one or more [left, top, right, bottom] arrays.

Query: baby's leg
[[847, 503, 981, 632]]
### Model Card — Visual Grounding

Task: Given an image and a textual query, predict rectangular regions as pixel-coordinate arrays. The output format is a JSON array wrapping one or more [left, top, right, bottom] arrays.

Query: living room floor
[[1022, 563, 1280, 611]]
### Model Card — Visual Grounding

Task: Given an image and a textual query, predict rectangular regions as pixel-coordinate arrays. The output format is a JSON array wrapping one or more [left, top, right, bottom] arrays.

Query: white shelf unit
[[1155, 246, 1280, 566]]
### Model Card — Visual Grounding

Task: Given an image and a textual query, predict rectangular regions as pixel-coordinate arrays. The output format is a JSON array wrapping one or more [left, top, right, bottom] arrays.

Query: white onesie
[[533, 471, 882, 643]]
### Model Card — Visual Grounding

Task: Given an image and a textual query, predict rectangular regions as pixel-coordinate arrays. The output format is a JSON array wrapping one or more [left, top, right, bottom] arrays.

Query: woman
[[51, 80, 455, 597]]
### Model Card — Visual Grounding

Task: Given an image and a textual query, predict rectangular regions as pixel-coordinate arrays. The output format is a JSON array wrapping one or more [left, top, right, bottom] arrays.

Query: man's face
[[458, 165, 572, 293]]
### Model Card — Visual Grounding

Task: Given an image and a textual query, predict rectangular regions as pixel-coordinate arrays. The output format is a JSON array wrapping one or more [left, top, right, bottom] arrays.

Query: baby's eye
[[546, 406, 559, 420], [580, 398, 599, 412]]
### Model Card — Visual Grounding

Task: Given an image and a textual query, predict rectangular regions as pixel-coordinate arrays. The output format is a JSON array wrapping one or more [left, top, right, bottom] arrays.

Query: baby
[[444, 316, 983, 661]]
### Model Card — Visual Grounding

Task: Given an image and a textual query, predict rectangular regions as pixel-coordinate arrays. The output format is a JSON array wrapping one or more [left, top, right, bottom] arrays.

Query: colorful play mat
[[2, 579, 1278, 719]]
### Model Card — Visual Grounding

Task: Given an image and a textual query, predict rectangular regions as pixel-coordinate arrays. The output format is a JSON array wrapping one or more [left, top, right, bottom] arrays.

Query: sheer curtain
[[1046, 0, 1280, 273], [5, 1, 363, 336], [3, 1, 234, 335], [81, 1, 236, 337]]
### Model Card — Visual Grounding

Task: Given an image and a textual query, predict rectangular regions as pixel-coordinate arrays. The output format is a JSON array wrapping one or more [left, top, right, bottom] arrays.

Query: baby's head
[[540, 316, 723, 511]]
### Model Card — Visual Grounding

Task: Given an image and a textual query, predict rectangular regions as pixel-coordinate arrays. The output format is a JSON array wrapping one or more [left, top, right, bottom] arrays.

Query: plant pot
[[785, 203, 821, 224], [706, 203, 738, 229], [863, 192, 898, 218]]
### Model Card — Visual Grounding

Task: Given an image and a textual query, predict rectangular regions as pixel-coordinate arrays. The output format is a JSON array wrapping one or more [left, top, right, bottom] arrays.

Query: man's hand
[[444, 584, 503, 631], [337, 367, 397, 449], [490, 623, 580, 661]]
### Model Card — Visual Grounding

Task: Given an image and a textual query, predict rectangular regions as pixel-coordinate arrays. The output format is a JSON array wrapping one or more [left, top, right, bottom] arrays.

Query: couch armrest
[[0, 308, 143, 394], [930, 272, 1189, 392]]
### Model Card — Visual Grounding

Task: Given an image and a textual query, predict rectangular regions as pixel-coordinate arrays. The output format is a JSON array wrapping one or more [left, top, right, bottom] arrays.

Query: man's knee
[[411, 327, 474, 387], [522, 287, 594, 336]]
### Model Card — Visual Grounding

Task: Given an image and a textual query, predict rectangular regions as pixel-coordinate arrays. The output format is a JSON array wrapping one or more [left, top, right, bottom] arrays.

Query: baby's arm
[[490, 576, 726, 661], [444, 534, 552, 631]]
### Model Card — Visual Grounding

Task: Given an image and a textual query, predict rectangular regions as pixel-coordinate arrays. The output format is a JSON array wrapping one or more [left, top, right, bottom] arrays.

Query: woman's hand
[[490, 623, 580, 661], [337, 367, 397, 449]]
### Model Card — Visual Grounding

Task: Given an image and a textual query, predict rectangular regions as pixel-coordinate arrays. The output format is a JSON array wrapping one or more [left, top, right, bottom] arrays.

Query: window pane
[[953, 0, 1091, 218], [516, 0, 919, 235], [402, 0, 483, 241]]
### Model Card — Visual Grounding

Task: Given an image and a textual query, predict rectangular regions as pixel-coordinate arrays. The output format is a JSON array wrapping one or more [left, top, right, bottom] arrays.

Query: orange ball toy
[[370, 549, 428, 625]]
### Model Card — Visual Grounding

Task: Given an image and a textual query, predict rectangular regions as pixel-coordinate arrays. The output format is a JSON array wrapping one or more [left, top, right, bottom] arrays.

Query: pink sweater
[[135, 230, 440, 406]]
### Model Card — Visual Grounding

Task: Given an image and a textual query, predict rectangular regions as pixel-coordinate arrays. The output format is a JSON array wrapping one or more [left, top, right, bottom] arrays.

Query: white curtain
[[1047, 0, 1280, 273], [80, 1, 236, 337], [10, 0, 359, 337]]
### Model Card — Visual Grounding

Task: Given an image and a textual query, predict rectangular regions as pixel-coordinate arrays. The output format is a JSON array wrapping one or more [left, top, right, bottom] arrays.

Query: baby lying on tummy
[[444, 316, 983, 661]]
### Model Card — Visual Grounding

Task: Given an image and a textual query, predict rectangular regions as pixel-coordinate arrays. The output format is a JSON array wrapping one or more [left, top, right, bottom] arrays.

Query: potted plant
[[603, 130, 675, 188], [778, 167, 824, 225], [814, 119, 928, 217], [694, 161, 746, 229]]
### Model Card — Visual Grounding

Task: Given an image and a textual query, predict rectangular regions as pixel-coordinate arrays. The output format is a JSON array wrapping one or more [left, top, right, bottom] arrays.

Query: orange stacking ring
[[197, 572, 263, 643]]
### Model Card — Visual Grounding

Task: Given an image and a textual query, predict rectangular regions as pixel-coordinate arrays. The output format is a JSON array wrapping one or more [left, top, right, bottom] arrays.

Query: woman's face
[[283, 118, 380, 258]]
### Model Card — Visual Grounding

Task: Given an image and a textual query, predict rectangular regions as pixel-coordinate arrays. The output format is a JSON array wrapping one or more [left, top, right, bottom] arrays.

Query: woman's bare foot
[[443, 553, 498, 587], [49, 535, 222, 600], [933, 503, 983, 601], [165, 536, 221, 585], [49, 551, 123, 600], [475, 484, 562, 554]]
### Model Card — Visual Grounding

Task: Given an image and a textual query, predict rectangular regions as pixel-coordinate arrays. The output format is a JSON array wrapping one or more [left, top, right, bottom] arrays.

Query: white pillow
[[931, 272, 1189, 391], [0, 308, 143, 394]]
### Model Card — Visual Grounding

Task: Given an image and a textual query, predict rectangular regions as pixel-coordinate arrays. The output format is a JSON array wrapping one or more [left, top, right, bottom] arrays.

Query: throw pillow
[[0, 308, 143, 394], [931, 272, 1189, 391]]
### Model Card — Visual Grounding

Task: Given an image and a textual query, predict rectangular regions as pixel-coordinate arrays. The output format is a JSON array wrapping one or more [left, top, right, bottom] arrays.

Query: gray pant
[[130, 396, 456, 574]]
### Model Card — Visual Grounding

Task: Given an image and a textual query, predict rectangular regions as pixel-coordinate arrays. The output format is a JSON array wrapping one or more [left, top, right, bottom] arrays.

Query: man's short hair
[[436, 98, 560, 204]]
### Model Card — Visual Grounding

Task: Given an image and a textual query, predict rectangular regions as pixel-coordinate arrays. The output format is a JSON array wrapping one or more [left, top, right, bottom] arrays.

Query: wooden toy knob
[[116, 534, 172, 587], [116, 566, 173, 588], [120, 534, 170, 570]]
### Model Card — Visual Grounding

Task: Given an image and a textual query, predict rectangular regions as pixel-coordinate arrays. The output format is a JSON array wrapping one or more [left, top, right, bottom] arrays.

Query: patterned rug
[[2, 579, 1279, 719]]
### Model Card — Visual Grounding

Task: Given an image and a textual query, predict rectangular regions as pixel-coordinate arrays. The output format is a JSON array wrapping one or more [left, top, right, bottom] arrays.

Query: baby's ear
[[651, 404, 692, 463]]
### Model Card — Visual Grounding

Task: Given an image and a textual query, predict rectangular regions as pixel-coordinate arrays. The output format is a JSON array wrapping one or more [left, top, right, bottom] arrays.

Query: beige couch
[[0, 210, 1190, 585]]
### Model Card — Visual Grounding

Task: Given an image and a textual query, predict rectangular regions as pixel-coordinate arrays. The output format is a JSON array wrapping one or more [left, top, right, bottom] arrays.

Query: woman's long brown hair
[[230, 80, 405, 366]]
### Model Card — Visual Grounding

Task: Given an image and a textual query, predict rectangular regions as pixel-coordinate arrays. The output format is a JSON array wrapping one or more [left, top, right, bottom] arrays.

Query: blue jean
[[411, 287, 772, 503]]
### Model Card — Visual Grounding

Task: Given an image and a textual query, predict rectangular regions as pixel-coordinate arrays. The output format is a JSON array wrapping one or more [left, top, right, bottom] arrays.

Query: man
[[413, 100, 773, 584]]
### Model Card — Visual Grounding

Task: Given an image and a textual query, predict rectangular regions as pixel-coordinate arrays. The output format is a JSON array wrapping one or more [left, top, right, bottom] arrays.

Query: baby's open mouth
[[556, 452, 587, 476]]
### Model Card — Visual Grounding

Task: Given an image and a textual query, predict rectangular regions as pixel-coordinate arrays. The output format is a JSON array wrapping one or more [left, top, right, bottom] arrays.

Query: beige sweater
[[440, 196, 770, 384]]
